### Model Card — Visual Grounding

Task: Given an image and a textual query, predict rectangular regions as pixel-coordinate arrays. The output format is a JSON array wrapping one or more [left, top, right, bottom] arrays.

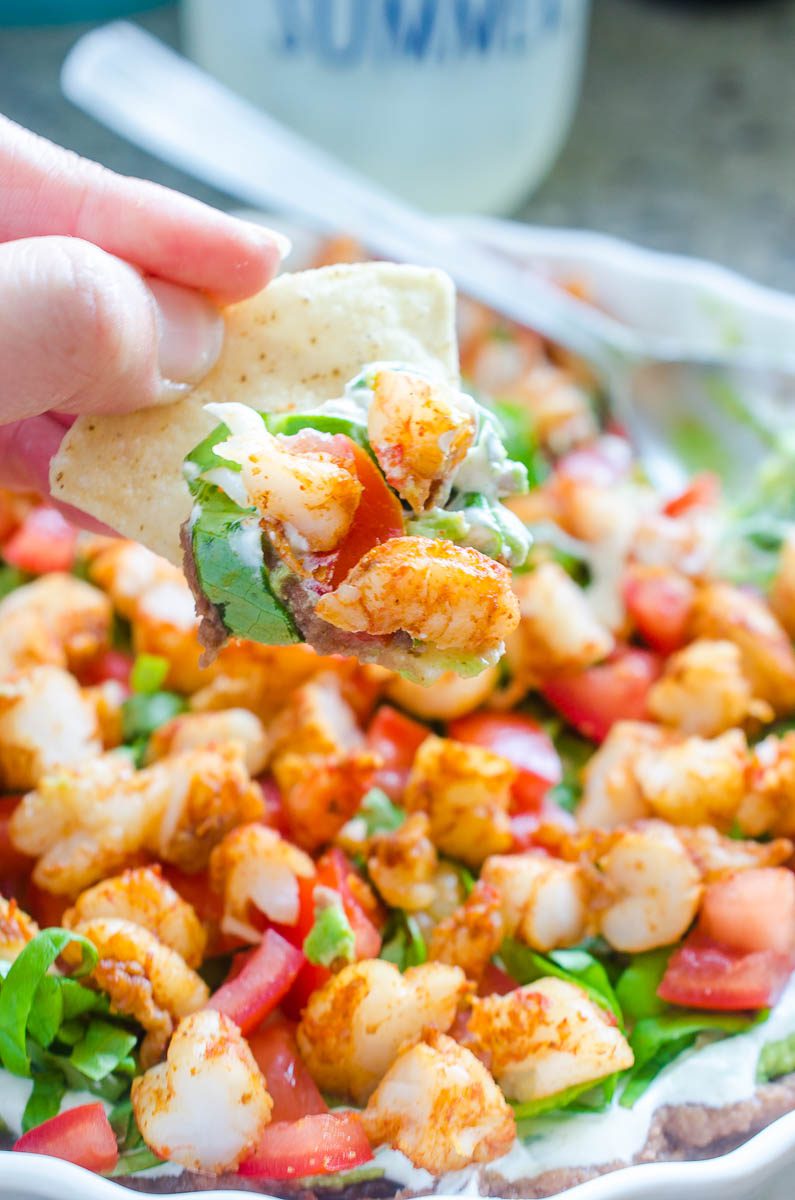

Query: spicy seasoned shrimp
[[132, 1009, 272, 1173], [633, 729, 748, 829], [297, 958, 469, 1103], [384, 665, 499, 721], [210, 402, 363, 556], [147, 708, 270, 776], [595, 823, 703, 952], [68, 917, 209, 1065], [209, 823, 314, 940], [405, 736, 514, 867], [508, 562, 614, 684], [315, 537, 520, 660], [0, 896, 39, 961], [63, 866, 207, 968], [690, 582, 795, 715], [428, 880, 504, 981], [269, 673, 363, 768], [740, 732, 795, 838], [512, 364, 598, 456], [366, 368, 476, 513], [467, 978, 634, 1103], [647, 638, 772, 737], [0, 665, 101, 791], [11, 746, 264, 895], [578, 721, 671, 829], [675, 824, 793, 883], [88, 539, 186, 620], [362, 1031, 515, 1174], [480, 852, 589, 953], [367, 812, 438, 911], [0, 574, 111, 677]]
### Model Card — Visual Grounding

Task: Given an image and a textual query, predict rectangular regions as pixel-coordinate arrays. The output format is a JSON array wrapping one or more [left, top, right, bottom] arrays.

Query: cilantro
[[380, 912, 427, 971]]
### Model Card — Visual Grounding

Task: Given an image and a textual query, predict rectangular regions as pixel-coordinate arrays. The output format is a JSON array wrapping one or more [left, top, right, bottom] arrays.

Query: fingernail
[[247, 222, 292, 261], [148, 277, 224, 398]]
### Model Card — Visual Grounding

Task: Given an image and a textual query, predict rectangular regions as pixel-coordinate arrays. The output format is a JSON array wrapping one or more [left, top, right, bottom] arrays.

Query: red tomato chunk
[[14, 1102, 118, 1174]]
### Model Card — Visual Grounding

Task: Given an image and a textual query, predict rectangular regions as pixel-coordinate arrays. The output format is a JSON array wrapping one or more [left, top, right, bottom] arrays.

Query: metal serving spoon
[[62, 21, 795, 494]]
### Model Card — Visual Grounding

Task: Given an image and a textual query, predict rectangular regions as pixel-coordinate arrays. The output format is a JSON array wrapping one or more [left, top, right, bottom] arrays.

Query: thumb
[[0, 235, 223, 423]]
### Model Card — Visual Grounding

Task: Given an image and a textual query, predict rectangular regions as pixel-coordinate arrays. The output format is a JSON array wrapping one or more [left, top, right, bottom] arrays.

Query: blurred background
[[1, 0, 793, 289]]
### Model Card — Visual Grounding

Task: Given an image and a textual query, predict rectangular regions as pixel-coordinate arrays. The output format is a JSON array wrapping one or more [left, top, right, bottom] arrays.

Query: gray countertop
[[1, 0, 794, 291]]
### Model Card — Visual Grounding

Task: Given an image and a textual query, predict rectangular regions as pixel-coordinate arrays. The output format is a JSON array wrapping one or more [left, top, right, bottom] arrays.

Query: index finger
[[0, 115, 288, 304]]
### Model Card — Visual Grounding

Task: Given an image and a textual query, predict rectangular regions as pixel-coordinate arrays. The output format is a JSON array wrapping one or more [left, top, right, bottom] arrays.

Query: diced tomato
[[256, 775, 290, 836], [208, 929, 305, 1035], [478, 962, 520, 997], [662, 471, 720, 518], [2, 506, 78, 574], [247, 1020, 327, 1122], [316, 849, 382, 960], [366, 705, 431, 800], [284, 431, 404, 586], [700, 869, 795, 957], [542, 646, 663, 743], [13, 1102, 119, 1174], [448, 712, 562, 812], [555, 435, 633, 489], [658, 931, 793, 1011], [510, 803, 577, 852], [76, 649, 133, 689], [239, 1111, 373, 1180], [621, 565, 695, 655]]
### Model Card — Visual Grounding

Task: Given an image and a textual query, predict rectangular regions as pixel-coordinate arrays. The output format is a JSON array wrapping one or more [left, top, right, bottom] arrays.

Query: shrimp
[[88, 539, 186, 620], [209, 823, 314, 941], [11, 746, 264, 896], [367, 813, 438, 911], [508, 562, 614, 685], [132, 578, 210, 695], [467, 978, 633, 1103], [0, 897, 39, 961], [633, 729, 748, 829], [428, 880, 504, 981], [315, 537, 520, 659], [362, 1031, 515, 1174], [269, 673, 363, 769], [647, 639, 772, 737], [740, 732, 795, 837], [480, 852, 589, 953], [595, 823, 703, 952], [132, 1009, 271, 1173], [277, 749, 380, 853], [405, 736, 514, 867], [83, 680, 126, 750], [512, 365, 598, 456], [675, 824, 793, 883], [690, 582, 795, 715], [0, 666, 101, 791], [67, 917, 209, 1065], [210, 401, 363, 557], [0, 574, 111, 677], [578, 721, 671, 829], [366, 367, 476, 513], [297, 958, 469, 1104], [63, 866, 206, 968], [147, 708, 270, 776]]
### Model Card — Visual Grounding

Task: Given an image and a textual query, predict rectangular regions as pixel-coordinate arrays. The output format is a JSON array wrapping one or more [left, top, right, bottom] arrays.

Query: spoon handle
[[62, 21, 634, 373]]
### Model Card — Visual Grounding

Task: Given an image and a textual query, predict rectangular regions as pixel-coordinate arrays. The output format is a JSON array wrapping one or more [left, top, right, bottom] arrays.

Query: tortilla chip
[[50, 263, 458, 565]]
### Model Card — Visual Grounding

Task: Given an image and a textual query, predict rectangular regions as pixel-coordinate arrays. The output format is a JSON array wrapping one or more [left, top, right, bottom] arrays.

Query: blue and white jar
[[181, 0, 591, 214]]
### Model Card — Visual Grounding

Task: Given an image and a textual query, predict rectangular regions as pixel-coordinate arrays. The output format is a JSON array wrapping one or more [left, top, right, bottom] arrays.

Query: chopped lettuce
[[614, 947, 673, 1024], [304, 903, 356, 968], [620, 1010, 764, 1108], [513, 1075, 617, 1135], [380, 912, 427, 971]]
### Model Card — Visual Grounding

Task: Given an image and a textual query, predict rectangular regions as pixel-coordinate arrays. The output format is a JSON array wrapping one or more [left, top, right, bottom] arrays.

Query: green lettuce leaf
[[758, 1030, 795, 1083], [22, 1070, 66, 1133], [70, 1019, 138, 1082], [0, 929, 97, 1076], [614, 947, 673, 1024]]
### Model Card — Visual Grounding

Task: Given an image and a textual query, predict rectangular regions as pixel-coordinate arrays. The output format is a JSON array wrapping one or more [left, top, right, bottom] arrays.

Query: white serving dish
[[4, 217, 795, 1200]]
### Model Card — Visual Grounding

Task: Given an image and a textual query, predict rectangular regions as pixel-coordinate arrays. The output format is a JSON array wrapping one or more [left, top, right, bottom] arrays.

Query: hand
[[0, 115, 288, 518]]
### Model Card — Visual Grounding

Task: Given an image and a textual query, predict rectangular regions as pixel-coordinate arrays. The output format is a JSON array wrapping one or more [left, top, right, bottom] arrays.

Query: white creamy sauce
[[203, 467, 250, 510], [0, 1078, 106, 1139], [230, 521, 265, 570]]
